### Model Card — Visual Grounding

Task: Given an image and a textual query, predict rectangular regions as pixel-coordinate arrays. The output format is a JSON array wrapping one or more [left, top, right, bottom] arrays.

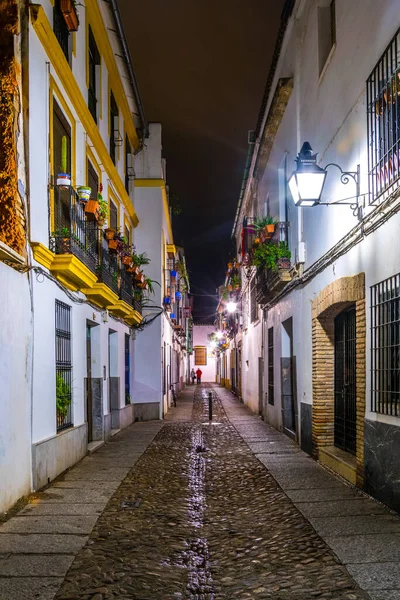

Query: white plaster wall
[[191, 326, 216, 382], [0, 266, 32, 512]]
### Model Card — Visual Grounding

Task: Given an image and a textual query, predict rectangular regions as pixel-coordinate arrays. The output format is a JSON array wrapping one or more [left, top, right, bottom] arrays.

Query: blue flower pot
[[175, 291, 182, 301], [163, 296, 171, 305], [170, 270, 177, 278]]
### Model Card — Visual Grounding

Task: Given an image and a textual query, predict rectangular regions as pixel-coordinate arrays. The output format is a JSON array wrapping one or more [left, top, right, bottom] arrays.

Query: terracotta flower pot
[[105, 228, 115, 240], [85, 200, 99, 221], [60, 0, 79, 31], [108, 239, 118, 252], [122, 255, 131, 266], [97, 217, 105, 227], [227, 262, 233, 270], [266, 224, 275, 234]]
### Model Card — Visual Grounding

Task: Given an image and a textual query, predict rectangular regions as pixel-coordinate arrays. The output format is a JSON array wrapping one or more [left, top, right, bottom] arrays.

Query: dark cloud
[[118, 0, 284, 321]]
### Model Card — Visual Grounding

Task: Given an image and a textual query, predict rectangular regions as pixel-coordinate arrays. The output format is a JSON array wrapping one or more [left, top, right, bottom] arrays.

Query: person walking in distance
[[196, 368, 202, 384], [190, 368, 196, 385]]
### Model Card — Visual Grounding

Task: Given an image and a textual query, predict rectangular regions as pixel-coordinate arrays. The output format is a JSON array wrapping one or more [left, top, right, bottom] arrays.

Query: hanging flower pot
[[122, 255, 132, 266], [97, 217, 105, 227], [170, 313, 176, 319], [135, 272, 145, 284], [76, 186, 91, 204], [277, 257, 291, 269], [60, 0, 79, 32], [104, 228, 115, 240], [266, 223, 275, 234], [175, 291, 182, 301], [227, 262, 233, 270], [228, 285, 233, 291], [108, 239, 119, 252], [126, 264, 136, 274], [170, 270, 177, 278], [85, 200, 99, 221], [57, 173, 71, 188], [164, 296, 171, 305]]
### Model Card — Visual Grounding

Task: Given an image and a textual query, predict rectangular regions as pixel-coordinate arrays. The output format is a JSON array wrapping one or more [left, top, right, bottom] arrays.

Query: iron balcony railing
[[50, 186, 99, 274], [98, 238, 119, 295]]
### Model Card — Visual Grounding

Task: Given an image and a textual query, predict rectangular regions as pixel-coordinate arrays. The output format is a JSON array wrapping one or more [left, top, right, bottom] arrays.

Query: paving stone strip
[[1, 385, 398, 599]]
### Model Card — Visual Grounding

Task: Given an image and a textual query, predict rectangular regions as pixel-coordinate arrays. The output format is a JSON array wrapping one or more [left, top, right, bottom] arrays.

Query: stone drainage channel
[[54, 385, 368, 600]]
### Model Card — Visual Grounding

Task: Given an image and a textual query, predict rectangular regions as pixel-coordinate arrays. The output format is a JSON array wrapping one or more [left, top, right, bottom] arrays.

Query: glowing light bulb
[[216, 331, 223, 339], [227, 301, 237, 313]]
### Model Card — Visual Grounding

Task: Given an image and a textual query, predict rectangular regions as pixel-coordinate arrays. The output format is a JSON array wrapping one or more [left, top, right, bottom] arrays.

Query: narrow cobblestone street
[[1, 385, 400, 599]]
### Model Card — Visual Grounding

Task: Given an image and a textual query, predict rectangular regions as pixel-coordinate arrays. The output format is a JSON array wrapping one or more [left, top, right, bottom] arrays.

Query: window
[[87, 160, 99, 199], [367, 28, 400, 203], [194, 346, 207, 365], [250, 276, 258, 323], [318, 0, 336, 75], [110, 200, 118, 231], [53, 100, 71, 231], [88, 26, 100, 123], [109, 91, 119, 164], [268, 327, 274, 405], [55, 300, 73, 432], [53, 0, 70, 62], [125, 135, 133, 193], [371, 274, 400, 416]]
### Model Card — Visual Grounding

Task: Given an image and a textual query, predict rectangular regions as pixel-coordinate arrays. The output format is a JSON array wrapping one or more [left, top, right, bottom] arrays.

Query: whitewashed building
[[191, 325, 217, 382], [223, 0, 400, 511], [0, 0, 190, 514]]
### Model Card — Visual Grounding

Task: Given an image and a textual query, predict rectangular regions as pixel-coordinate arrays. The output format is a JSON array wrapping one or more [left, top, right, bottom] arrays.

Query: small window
[[55, 300, 73, 432], [194, 347, 207, 366], [88, 26, 100, 123], [268, 327, 274, 405], [53, 0, 70, 63], [109, 91, 119, 164], [318, 0, 336, 75]]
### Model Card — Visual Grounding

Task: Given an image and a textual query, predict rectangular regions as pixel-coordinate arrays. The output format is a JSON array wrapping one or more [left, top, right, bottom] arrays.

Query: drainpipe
[[108, 0, 149, 144]]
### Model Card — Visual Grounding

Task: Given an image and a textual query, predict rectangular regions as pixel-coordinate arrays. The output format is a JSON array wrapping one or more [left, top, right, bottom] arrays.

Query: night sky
[[118, 0, 285, 322]]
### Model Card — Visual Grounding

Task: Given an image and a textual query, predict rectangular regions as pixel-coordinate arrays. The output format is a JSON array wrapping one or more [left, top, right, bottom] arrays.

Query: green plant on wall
[[132, 252, 150, 267], [56, 374, 71, 418], [230, 273, 241, 288], [254, 215, 277, 230], [253, 241, 291, 271]]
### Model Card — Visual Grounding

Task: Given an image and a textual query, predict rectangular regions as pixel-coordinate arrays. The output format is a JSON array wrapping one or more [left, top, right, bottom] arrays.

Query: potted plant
[[227, 261, 233, 270], [105, 228, 115, 240], [253, 241, 291, 271], [231, 274, 241, 290], [97, 196, 109, 227], [255, 215, 278, 239], [60, 0, 79, 32], [51, 227, 71, 253], [108, 238, 119, 252], [85, 198, 99, 221], [77, 186, 91, 204], [175, 290, 182, 301], [164, 296, 171, 305]]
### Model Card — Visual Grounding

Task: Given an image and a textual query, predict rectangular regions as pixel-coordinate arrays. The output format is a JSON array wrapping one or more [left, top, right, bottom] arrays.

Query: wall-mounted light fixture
[[288, 142, 362, 220]]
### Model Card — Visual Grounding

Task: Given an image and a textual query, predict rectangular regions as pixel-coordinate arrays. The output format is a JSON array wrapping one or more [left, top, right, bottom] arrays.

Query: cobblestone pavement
[[53, 385, 368, 600], [1, 384, 400, 599]]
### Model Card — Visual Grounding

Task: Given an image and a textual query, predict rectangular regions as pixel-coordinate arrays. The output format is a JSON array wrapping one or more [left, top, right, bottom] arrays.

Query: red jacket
[[196, 369, 202, 377]]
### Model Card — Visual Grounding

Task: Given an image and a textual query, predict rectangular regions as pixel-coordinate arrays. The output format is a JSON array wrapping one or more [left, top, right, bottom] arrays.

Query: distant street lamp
[[216, 331, 224, 339], [226, 301, 237, 313], [288, 142, 362, 219]]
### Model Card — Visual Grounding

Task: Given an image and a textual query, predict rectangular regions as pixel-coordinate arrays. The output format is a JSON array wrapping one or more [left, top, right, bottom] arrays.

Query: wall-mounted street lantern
[[288, 142, 362, 219]]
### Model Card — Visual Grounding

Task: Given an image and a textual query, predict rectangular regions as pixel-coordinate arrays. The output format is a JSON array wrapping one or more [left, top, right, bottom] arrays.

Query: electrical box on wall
[[297, 241, 306, 264]]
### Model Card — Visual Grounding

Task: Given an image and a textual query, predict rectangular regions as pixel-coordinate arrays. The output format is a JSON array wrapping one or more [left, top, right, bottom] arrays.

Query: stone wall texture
[[312, 273, 366, 487]]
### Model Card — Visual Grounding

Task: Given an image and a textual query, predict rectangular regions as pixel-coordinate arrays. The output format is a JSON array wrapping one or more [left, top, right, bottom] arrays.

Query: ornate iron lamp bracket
[[319, 163, 362, 220]]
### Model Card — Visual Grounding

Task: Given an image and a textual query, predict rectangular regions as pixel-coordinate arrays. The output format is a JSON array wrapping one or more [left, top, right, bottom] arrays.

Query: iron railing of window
[[50, 186, 99, 274], [371, 273, 400, 416], [53, 2, 70, 62], [125, 333, 130, 405], [98, 238, 119, 295], [55, 300, 73, 432], [367, 27, 400, 204], [133, 296, 142, 315]]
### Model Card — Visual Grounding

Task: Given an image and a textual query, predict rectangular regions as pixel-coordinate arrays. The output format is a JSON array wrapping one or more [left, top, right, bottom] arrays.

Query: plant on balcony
[[85, 198, 99, 221], [253, 241, 291, 272], [255, 215, 278, 242], [231, 274, 241, 290], [105, 227, 116, 240], [57, 136, 71, 188], [56, 374, 71, 419], [51, 227, 71, 253], [132, 252, 151, 267], [60, 0, 79, 32], [141, 277, 159, 294], [97, 197, 109, 227]]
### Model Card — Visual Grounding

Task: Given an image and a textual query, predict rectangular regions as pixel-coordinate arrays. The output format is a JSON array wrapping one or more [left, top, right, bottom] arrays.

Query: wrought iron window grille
[[55, 300, 73, 432]]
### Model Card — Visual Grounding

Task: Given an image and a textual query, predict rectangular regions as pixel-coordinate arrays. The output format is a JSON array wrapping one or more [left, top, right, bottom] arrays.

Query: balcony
[[255, 263, 292, 304]]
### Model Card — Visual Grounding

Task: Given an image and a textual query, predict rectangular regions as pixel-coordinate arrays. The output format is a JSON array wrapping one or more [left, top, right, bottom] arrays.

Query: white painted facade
[[0, 0, 190, 513], [191, 326, 217, 382], [223, 0, 400, 507]]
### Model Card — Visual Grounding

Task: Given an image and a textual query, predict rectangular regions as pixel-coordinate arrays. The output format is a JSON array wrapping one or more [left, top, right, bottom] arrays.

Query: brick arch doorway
[[312, 273, 366, 487]]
